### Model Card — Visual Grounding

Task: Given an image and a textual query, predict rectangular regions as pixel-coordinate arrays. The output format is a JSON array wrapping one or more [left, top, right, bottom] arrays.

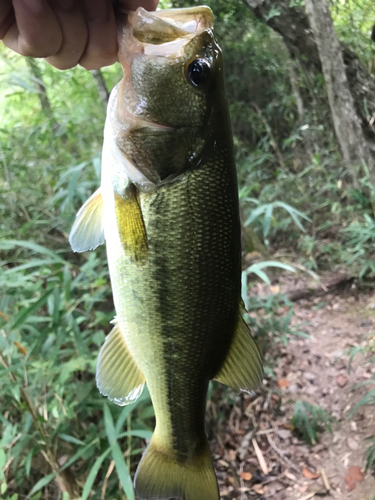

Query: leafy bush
[[291, 401, 334, 445]]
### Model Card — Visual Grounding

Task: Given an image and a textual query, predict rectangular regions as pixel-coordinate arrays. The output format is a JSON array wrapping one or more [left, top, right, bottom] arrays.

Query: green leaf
[[0, 449, 6, 469], [111, 442, 134, 500], [245, 205, 266, 226], [104, 404, 117, 445], [263, 203, 273, 237], [252, 268, 270, 285], [11, 289, 54, 330], [58, 434, 85, 446], [0, 240, 64, 262], [246, 261, 296, 273], [66, 312, 87, 356], [245, 261, 296, 284], [60, 439, 97, 471], [2, 259, 63, 274], [348, 390, 375, 418], [81, 448, 111, 500], [116, 430, 153, 440], [115, 388, 151, 435], [27, 472, 56, 498], [241, 271, 249, 311], [104, 404, 135, 500]]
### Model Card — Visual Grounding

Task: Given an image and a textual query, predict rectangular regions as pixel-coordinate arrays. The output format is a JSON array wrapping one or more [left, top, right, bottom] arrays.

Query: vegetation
[[1, 0, 375, 497]]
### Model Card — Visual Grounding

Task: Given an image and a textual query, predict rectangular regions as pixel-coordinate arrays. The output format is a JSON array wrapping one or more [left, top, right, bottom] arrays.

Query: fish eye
[[187, 59, 211, 87]]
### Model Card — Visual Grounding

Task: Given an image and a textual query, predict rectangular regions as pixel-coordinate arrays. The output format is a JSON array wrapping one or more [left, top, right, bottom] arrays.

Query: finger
[[79, 0, 117, 70], [2, 0, 62, 57], [45, 0, 88, 70], [0, 1, 13, 39]]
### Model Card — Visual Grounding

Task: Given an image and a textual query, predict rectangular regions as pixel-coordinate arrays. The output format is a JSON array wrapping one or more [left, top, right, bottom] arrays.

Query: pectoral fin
[[69, 188, 105, 253], [96, 319, 145, 406], [115, 183, 148, 263], [215, 307, 263, 393]]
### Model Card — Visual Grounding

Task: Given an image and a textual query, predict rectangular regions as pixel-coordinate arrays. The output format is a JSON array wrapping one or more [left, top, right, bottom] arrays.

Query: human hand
[[0, 0, 159, 70]]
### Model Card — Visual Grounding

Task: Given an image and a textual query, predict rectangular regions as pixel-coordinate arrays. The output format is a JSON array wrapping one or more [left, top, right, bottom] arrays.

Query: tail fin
[[134, 436, 219, 500]]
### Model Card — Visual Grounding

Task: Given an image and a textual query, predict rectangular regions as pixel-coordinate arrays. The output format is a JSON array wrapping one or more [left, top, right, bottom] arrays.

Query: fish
[[69, 6, 263, 500]]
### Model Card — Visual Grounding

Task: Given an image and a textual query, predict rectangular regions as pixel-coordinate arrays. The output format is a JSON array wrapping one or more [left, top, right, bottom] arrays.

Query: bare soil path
[[210, 278, 375, 500]]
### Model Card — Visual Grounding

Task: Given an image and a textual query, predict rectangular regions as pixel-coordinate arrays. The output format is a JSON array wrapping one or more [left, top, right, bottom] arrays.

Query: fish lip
[[117, 108, 202, 134], [120, 7, 214, 60], [128, 6, 214, 37], [123, 113, 174, 133]]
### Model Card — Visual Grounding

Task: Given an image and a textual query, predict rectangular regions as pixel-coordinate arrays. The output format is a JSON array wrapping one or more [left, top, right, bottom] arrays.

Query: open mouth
[[119, 6, 214, 59]]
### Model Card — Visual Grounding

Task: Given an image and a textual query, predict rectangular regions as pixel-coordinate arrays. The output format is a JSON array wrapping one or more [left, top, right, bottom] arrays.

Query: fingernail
[[83, 0, 110, 22], [20, 0, 44, 14], [55, 0, 75, 10]]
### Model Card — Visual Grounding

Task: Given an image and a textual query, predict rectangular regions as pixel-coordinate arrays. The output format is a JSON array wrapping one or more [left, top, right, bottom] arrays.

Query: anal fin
[[69, 188, 105, 253], [96, 319, 145, 406], [214, 308, 263, 393]]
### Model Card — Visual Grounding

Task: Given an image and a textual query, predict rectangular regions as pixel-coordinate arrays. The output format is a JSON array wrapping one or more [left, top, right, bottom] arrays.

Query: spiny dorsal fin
[[214, 308, 263, 393], [69, 188, 105, 253], [115, 183, 148, 263], [96, 319, 145, 406]]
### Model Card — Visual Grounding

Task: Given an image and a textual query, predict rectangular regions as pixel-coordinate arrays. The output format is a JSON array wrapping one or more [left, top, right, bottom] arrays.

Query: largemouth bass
[[70, 6, 262, 500]]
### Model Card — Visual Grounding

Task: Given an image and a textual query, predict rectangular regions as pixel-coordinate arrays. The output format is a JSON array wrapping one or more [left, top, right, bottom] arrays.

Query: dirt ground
[[210, 276, 375, 500]]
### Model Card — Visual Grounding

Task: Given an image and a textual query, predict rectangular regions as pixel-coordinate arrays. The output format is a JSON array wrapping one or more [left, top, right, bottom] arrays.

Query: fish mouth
[[125, 6, 214, 57]]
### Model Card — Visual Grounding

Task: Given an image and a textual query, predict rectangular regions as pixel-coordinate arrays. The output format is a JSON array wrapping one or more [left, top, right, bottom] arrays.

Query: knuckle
[[19, 33, 62, 58], [46, 58, 76, 71]]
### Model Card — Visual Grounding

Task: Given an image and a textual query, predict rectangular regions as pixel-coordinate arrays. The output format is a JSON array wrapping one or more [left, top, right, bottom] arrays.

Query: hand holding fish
[[0, 0, 158, 69]]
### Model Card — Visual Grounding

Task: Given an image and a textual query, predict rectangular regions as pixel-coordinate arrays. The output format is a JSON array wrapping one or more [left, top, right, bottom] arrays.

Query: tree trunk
[[305, 0, 375, 194], [26, 58, 54, 118], [242, 0, 375, 145], [91, 69, 110, 106]]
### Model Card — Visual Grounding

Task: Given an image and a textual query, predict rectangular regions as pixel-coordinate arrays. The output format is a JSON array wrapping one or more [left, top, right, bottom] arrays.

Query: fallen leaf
[[217, 459, 229, 467], [14, 341, 27, 356], [277, 379, 289, 389], [228, 449, 236, 461], [347, 437, 359, 451], [344, 475, 356, 491], [284, 471, 297, 481], [270, 285, 280, 293], [252, 438, 269, 475], [277, 429, 292, 440], [347, 466, 364, 482], [0, 311, 9, 321], [303, 372, 316, 381], [240, 472, 253, 481], [235, 429, 245, 435], [252, 484, 265, 494], [302, 467, 320, 480], [336, 374, 348, 388], [299, 484, 309, 493], [219, 490, 230, 497]]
